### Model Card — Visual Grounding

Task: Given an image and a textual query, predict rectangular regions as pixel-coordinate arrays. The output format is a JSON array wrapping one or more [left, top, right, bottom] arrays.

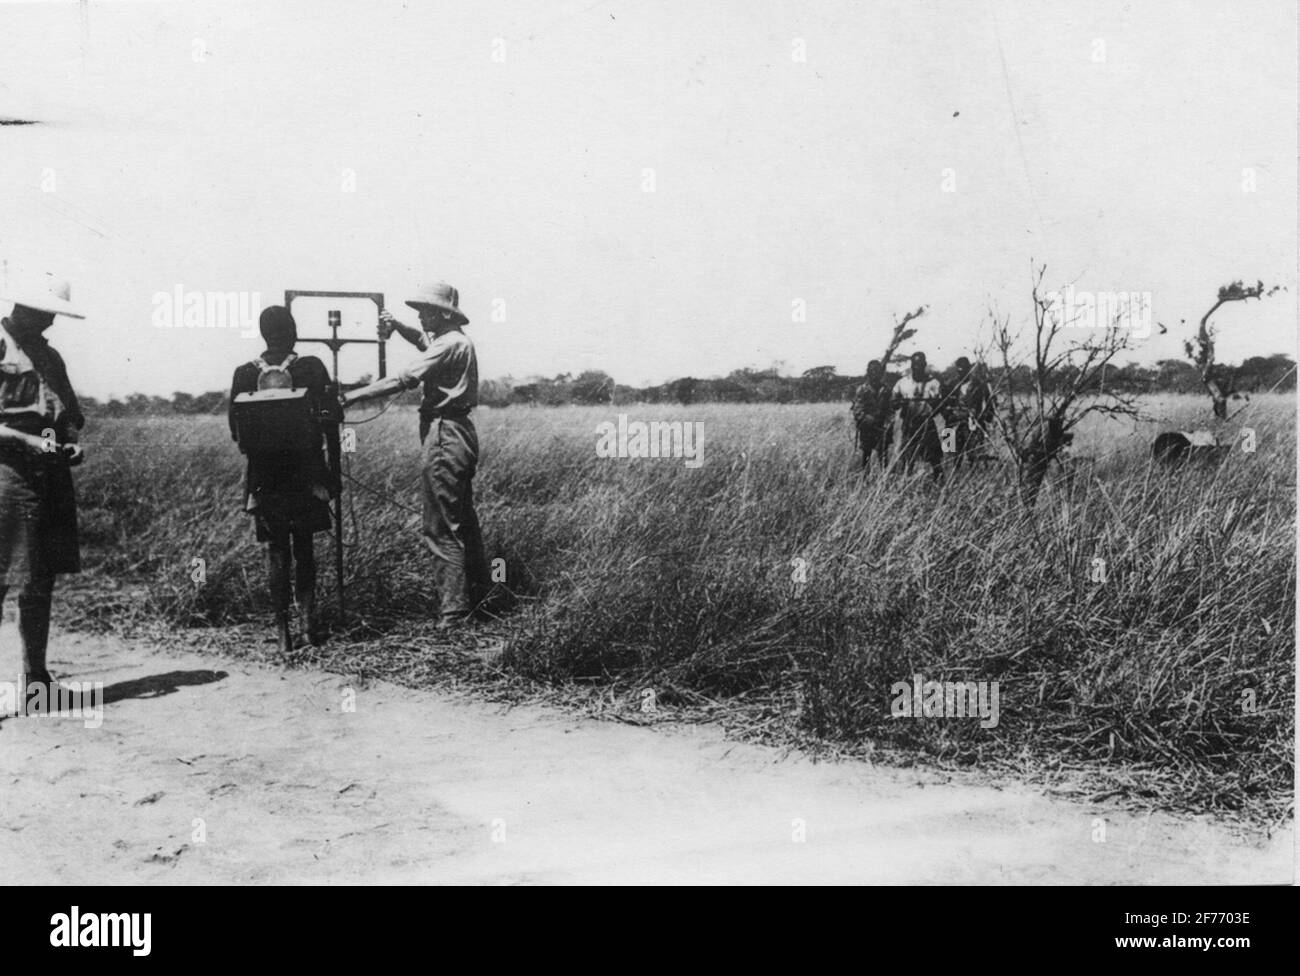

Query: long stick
[[327, 311, 345, 618]]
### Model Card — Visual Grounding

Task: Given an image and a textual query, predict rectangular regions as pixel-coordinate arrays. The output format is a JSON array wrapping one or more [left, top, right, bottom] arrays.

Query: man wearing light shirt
[[343, 282, 488, 627], [891, 351, 946, 483]]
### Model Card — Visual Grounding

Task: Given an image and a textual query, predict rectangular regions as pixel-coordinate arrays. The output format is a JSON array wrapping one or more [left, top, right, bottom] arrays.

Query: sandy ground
[[0, 629, 1293, 885]]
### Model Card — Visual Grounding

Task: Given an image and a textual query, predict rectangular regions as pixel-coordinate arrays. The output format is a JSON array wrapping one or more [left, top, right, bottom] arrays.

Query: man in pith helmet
[[344, 282, 489, 628], [0, 274, 87, 714]]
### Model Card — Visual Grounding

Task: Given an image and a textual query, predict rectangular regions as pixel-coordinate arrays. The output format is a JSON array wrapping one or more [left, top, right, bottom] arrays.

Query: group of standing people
[[229, 281, 491, 652], [851, 352, 995, 482], [3, 271, 1000, 699], [0, 273, 490, 709]]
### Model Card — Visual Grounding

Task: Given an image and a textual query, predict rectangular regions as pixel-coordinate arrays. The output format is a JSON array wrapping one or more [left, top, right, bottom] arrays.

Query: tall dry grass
[[62, 394, 1295, 820]]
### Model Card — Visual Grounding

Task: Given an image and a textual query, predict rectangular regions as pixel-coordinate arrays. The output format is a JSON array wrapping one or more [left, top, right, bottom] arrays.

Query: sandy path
[[0, 629, 1292, 885]]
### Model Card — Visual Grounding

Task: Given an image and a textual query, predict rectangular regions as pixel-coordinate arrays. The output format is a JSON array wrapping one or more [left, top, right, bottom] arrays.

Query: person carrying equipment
[[229, 305, 340, 652]]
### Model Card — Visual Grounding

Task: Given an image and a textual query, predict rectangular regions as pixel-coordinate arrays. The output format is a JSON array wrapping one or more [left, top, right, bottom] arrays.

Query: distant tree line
[[79, 355, 1294, 415], [83, 391, 229, 417], [480, 356, 1295, 408]]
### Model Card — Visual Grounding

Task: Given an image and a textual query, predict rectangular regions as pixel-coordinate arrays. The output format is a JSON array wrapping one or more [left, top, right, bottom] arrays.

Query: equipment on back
[[233, 354, 319, 455], [254, 353, 298, 391]]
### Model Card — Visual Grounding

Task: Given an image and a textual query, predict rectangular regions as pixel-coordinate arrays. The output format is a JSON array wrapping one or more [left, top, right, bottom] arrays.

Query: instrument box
[[233, 388, 318, 454]]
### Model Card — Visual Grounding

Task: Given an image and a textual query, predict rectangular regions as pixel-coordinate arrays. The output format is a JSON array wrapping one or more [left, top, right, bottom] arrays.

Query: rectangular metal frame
[[283, 289, 389, 621]]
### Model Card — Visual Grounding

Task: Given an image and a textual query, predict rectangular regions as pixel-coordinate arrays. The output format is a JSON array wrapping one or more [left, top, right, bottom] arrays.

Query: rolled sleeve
[[398, 334, 454, 389]]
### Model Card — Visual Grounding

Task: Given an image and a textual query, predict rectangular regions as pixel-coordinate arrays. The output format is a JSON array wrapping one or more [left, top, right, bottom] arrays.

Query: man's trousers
[[420, 416, 490, 617]]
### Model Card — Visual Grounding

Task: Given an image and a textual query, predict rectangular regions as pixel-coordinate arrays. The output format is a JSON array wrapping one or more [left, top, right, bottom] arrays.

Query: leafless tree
[[985, 264, 1141, 506]]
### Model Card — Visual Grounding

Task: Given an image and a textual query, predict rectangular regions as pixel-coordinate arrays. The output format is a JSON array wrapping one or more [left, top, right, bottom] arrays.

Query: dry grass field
[[58, 393, 1295, 824]]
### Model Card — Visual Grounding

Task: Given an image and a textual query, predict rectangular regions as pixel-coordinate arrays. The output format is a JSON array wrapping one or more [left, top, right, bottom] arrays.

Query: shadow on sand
[[1, 670, 228, 726], [101, 670, 229, 704]]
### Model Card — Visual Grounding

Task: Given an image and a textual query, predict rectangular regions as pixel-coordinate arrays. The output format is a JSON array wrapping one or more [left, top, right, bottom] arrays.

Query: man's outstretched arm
[[379, 310, 427, 351], [343, 374, 407, 407]]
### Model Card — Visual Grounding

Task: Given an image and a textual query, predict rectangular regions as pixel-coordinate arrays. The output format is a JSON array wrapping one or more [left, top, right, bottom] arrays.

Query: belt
[[422, 407, 473, 420]]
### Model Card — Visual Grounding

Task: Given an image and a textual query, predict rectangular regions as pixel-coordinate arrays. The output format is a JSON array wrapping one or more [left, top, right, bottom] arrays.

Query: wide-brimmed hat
[[1, 272, 85, 319], [405, 281, 468, 325]]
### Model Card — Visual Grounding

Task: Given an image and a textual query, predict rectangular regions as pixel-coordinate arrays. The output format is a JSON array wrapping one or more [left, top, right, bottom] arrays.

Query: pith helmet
[[405, 282, 468, 326], [1, 272, 85, 319]]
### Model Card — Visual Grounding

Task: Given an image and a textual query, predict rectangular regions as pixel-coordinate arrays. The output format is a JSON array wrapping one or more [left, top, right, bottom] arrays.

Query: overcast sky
[[0, 0, 1295, 399]]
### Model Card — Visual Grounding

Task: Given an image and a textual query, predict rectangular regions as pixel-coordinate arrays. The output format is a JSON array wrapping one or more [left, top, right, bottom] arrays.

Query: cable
[[335, 385, 423, 517], [342, 466, 422, 517], [342, 386, 412, 425]]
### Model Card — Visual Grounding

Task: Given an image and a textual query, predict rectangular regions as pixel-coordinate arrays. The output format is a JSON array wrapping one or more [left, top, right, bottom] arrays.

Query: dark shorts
[[243, 449, 334, 542], [0, 453, 80, 585], [250, 491, 332, 542]]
